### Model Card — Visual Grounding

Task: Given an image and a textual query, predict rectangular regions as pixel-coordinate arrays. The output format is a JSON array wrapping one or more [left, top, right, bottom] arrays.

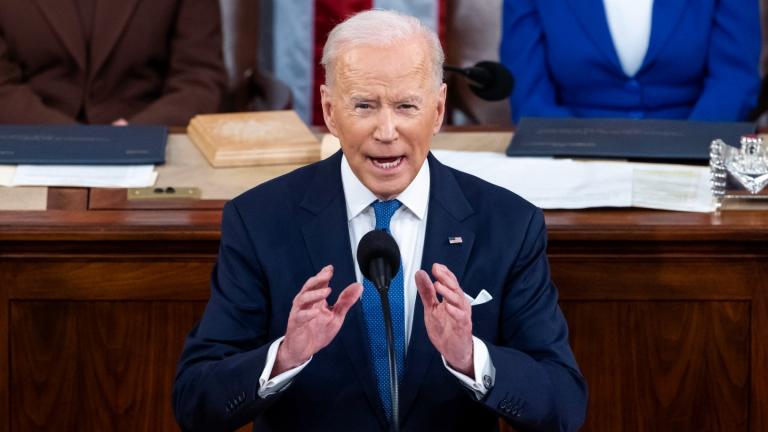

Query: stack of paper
[[0, 165, 14, 187], [3, 165, 157, 188], [431, 150, 715, 212]]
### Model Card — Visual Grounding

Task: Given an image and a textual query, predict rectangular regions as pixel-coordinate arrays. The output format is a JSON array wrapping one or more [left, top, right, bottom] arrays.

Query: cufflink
[[483, 374, 493, 390]]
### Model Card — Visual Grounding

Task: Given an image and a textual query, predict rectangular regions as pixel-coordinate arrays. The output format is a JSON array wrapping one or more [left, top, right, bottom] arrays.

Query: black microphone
[[357, 229, 401, 293], [356, 229, 401, 432], [444, 61, 514, 101]]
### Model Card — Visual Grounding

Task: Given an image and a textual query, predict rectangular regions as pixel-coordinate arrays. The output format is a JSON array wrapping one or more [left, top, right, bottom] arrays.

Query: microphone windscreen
[[356, 230, 401, 281], [469, 61, 514, 101]]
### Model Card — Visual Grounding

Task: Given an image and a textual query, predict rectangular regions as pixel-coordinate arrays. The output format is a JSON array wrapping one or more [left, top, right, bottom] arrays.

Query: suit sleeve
[[500, 0, 575, 124], [688, 0, 760, 121], [128, 0, 226, 126], [0, 34, 75, 123], [172, 201, 284, 431], [479, 209, 587, 431]]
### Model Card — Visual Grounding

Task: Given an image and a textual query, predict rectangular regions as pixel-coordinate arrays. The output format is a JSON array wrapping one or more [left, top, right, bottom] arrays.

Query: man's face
[[321, 38, 446, 200]]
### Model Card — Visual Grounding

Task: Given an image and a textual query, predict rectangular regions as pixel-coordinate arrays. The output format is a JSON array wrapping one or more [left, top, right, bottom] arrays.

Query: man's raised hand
[[272, 265, 362, 376], [415, 263, 474, 377]]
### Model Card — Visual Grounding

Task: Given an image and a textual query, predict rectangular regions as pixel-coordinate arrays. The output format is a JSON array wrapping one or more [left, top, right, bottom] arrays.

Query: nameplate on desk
[[0, 125, 167, 164], [128, 187, 201, 200], [507, 117, 755, 163]]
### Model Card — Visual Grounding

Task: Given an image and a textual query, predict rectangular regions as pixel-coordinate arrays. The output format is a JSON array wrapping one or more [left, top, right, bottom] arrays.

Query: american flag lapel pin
[[448, 236, 463, 245]]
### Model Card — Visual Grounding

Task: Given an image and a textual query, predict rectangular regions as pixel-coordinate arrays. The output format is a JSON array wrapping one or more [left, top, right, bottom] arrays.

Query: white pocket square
[[464, 289, 493, 306]]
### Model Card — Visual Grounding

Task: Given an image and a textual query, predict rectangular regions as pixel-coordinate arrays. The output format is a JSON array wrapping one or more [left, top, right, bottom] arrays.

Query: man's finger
[[332, 282, 363, 317], [293, 308, 326, 324], [444, 301, 470, 323], [294, 287, 332, 309], [299, 265, 334, 294], [434, 281, 467, 308], [415, 270, 438, 308], [432, 263, 461, 292]]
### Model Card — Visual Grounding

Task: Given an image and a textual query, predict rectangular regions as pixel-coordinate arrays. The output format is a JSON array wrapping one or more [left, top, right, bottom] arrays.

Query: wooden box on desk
[[187, 110, 320, 167]]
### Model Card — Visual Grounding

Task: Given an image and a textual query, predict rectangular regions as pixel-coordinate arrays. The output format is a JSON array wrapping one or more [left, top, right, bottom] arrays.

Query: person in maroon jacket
[[0, 0, 226, 126]]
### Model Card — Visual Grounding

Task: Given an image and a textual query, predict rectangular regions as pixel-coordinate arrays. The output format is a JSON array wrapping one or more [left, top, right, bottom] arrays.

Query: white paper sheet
[[0, 165, 15, 186], [12, 165, 157, 188], [432, 150, 715, 212], [432, 150, 633, 209], [631, 163, 715, 212]]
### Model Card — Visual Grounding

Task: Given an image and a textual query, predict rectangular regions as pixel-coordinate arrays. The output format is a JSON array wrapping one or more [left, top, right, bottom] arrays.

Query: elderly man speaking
[[173, 10, 586, 432]]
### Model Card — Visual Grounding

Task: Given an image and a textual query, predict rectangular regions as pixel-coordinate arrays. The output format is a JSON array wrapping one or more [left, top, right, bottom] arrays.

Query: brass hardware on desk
[[127, 187, 201, 200]]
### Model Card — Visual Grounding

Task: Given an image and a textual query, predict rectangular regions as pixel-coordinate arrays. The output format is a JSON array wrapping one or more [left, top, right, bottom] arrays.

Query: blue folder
[[507, 117, 755, 163], [0, 125, 167, 164]]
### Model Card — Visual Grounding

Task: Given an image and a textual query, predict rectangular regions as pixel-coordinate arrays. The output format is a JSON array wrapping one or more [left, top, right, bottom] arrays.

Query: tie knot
[[371, 199, 402, 230]]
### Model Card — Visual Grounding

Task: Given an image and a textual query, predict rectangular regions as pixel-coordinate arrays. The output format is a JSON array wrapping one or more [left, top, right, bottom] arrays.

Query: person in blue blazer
[[500, 0, 761, 123], [173, 10, 586, 432]]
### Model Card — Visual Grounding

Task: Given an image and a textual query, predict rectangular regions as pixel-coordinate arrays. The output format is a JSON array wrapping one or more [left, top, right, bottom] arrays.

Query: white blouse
[[603, 0, 654, 77]]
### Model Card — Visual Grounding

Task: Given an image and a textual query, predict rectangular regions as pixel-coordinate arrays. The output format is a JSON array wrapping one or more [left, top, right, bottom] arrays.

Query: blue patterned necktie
[[361, 199, 406, 422]]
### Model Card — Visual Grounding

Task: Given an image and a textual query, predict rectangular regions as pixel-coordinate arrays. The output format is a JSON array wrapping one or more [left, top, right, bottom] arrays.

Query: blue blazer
[[173, 152, 587, 431], [500, 0, 761, 123]]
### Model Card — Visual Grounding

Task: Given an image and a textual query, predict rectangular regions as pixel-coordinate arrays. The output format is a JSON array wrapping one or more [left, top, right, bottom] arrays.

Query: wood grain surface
[[1, 205, 767, 430], [562, 301, 749, 431], [10, 301, 206, 432]]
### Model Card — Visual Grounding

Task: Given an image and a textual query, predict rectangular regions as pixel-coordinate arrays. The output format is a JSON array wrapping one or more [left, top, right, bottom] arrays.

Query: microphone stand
[[443, 61, 514, 101], [360, 231, 403, 432], [376, 291, 399, 432], [371, 261, 400, 432], [443, 64, 489, 88]]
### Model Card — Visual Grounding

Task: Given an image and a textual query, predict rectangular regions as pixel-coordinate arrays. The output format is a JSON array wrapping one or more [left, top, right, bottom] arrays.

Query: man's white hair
[[321, 9, 445, 88]]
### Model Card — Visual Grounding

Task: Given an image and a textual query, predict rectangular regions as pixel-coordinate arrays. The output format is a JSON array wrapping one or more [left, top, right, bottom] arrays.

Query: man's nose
[[373, 108, 398, 142]]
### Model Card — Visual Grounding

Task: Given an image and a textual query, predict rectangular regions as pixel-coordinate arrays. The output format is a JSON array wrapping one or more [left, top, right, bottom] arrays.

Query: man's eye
[[355, 103, 372, 110], [399, 104, 418, 110]]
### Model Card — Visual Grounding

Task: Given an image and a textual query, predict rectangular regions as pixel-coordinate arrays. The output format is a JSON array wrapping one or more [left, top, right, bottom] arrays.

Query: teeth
[[372, 157, 402, 169]]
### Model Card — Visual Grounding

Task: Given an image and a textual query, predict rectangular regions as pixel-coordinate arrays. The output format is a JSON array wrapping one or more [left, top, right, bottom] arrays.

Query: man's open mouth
[[370, 156, 404, 170]]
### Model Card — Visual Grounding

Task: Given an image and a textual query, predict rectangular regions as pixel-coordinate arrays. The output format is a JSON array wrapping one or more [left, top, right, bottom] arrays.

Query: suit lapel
[[90, 0, 140, 77], [302, 153, 478, 426], [399, 153, 475, 423], [566, 0, 623, 74], [299, 151, 389, 430], [32, 0, 86, 70], [640, 0, 690, 73]]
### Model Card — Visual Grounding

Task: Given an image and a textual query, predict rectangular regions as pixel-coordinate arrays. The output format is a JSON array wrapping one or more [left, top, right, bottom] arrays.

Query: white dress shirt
[[257, 155, 495, 400], [603, 0, 654, 77]]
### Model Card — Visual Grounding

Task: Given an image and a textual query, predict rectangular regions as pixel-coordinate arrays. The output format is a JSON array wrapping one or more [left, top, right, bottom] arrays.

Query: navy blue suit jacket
[[500, 0, 760, 123], [173, 152, 587, 431]]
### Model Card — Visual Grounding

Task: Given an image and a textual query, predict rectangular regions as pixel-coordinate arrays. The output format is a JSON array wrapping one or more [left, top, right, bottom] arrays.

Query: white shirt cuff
[[441, 336, 496, 400], [257, 336, 312, 398]]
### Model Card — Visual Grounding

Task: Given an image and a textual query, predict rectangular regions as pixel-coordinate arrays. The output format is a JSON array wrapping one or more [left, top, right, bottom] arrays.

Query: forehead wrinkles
[[332, 42, 434, 96]]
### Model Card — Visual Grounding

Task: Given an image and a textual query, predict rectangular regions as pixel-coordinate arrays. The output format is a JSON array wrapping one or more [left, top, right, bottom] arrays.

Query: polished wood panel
[[0, 266, 8, 430], [545, 209, 768, 242], [562, 301, 750, 431], [0, 210, 221, 241], [90, 188, 226, 210], [47, 188, 88, 210], [2, 208, 767, 241], [10, 301, 206, 432], [752, 264, 768, 432], [2, 204, 768, 430], [4, 261, 213, 301], [551, 257, 755, 300]]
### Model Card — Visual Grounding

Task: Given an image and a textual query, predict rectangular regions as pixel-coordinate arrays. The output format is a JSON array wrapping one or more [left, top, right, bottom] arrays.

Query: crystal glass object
[[710, 135, 768, 210]]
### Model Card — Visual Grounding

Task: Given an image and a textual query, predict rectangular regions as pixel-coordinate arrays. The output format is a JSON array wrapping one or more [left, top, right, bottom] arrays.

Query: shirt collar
[[341, 154, 430, 221]]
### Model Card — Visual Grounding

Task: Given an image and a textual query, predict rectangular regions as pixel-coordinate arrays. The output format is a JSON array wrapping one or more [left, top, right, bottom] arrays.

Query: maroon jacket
[[0, 0, 226, 126]]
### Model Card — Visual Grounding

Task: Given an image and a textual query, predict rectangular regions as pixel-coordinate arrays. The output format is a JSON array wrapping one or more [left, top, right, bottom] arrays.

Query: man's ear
[[320, 85, 339, 137], [433, 83, 447, 134]]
